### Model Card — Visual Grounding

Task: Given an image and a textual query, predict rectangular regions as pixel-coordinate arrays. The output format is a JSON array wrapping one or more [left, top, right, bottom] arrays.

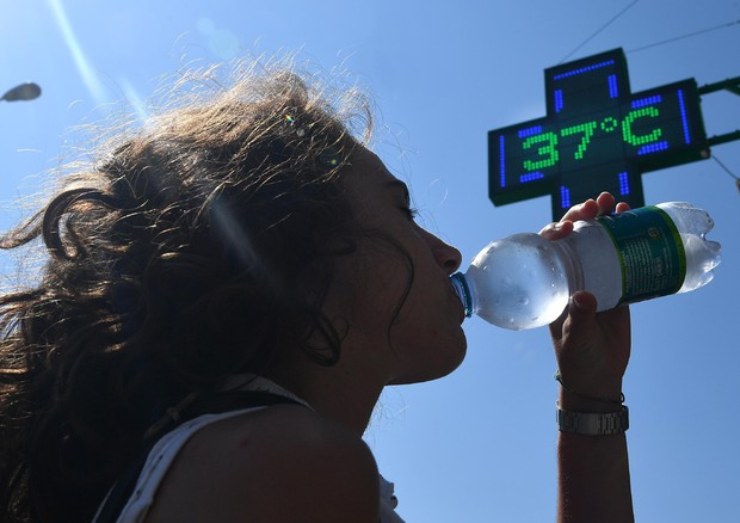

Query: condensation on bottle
[[450, 202, 721, 331]]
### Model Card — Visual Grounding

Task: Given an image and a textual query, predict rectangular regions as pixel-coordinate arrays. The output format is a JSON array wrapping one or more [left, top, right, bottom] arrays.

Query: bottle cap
[[450, 273, 473, 318]]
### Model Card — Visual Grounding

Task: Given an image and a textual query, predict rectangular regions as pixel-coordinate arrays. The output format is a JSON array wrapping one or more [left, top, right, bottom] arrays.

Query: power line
[[559, 0, 640, 63], [712, 154, 739, 181], [559, 5, 739, 63], [711, 155, 740, 195], [627, 20, 740, 54]]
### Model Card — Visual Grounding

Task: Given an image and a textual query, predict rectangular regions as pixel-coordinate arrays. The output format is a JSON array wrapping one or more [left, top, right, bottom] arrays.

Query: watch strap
[[557, 405, 629, 436]]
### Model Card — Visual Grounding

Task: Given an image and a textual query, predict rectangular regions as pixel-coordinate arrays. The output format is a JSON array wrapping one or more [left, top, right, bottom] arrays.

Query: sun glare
[[47, 0, 108, 105]]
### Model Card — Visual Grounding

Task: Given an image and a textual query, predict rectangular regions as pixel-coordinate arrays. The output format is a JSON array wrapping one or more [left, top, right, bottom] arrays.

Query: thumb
[[556, 291, 599, 363], [549, 290, 597, 342], [567, 291, 598, 324]]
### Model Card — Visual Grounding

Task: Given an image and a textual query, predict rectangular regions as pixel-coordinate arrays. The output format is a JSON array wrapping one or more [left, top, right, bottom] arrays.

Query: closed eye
[[402, 206, 419, 221], [384, 179, 418, 221]]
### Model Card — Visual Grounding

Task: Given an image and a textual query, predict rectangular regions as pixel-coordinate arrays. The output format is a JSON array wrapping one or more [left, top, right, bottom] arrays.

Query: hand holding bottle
[[540, 192, 631, 405]]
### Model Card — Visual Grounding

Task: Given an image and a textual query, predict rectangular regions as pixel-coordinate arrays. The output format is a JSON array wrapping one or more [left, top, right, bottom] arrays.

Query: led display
[[488, 48, 709, 220]]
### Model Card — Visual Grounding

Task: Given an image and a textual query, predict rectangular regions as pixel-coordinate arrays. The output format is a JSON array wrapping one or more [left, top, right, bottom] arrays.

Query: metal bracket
[[698, 76, 740, 147]]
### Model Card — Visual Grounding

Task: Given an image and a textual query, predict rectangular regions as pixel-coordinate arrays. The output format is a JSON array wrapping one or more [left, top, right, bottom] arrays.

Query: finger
[[539, 220, 573, 241], [559, 198, 599, 223], [595, 192, 617, 215], [549, 291, 597, 343], [615, 201, 631, 214], [567, 291, 598, 320], [541, 192, 628, 240]]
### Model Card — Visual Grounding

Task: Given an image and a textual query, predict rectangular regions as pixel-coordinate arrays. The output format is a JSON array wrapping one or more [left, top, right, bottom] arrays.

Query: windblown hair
[[0, 64, 372, 522]]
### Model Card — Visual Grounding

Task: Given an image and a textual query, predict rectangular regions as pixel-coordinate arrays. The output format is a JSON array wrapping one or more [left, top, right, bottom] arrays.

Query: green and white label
[[597, 206, 686, 304]]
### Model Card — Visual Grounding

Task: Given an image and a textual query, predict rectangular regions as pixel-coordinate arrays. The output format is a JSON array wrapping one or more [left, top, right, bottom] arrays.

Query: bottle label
[[597, 206, 686, 304]]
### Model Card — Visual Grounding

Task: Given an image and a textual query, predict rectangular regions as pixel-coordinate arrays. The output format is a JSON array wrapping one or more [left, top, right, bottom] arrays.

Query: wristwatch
[[557, 405, 629, 436]]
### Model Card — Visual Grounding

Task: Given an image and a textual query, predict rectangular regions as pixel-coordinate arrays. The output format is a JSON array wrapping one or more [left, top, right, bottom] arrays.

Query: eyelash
[[402, 206, 419, 220]]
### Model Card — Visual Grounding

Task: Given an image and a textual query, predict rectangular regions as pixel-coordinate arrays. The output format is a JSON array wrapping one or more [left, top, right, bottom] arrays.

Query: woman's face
[[325, 149, 467, 385]]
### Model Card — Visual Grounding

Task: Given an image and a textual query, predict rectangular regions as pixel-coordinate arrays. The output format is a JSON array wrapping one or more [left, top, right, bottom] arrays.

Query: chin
[[389, 338, 467, 385]]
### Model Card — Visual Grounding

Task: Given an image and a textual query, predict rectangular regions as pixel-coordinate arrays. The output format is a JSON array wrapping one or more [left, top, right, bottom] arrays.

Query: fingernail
[[571, 293, 587, 310]]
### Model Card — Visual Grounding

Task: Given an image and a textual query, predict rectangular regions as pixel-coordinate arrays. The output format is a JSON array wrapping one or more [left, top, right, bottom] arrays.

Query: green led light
[[622, 107, 663, 146], [560, 121, 598, 159], [520, 109, 668, 174], [522, 131, 559, 170], [600, 116, 619, 132]]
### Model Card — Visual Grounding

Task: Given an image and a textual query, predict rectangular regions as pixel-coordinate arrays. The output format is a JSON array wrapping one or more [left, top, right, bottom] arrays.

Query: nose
[[425, 230, 462, 275]]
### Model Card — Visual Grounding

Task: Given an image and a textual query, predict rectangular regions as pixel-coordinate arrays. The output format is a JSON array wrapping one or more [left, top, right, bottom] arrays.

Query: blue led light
[[520, 172, 545, 183], [499, 135, 506, 188], [552, 59, 616, 81], [555, 89, 564, 113], [631, 95, 662, 109], [517, 125, 543, 138], [618, 172, 630, 195], [560, 186, 571, 208], [608, 75, 618, 98], [678, 89, 691, 144], [637, 141, 669, 155]]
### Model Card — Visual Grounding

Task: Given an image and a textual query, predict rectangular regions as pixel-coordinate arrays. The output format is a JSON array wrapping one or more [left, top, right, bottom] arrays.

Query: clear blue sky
[[2, 1, 739, 521]]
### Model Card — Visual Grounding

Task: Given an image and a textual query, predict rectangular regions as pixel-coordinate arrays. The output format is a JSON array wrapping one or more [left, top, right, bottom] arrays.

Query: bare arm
[[554, 292, 633, 523], [541, 193, 635, 523], [558, 420, 633, 521]]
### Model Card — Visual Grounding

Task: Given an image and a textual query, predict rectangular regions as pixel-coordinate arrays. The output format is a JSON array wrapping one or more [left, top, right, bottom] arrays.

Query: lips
[[447, 281, 466, 324]]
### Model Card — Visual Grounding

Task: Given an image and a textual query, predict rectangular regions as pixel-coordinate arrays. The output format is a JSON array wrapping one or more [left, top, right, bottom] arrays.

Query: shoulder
[[147, 405, 380, 522]]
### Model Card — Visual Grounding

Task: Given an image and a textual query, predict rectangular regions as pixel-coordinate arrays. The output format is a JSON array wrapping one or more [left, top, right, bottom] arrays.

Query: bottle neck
[[550, 236, 584, 296], [450, 272, 474, 318]]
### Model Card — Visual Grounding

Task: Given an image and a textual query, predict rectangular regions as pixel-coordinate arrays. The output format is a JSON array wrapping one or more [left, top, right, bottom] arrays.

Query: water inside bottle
[[467, 235, 571, 330]]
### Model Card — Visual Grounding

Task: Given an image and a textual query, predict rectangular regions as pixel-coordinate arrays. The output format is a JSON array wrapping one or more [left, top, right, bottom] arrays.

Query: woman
[[0, 66, 633, 522]]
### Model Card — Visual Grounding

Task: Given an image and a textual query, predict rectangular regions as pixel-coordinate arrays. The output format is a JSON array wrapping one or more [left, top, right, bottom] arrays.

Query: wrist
[[555, 370, 623, 413], [558, 387, 623, 413], [554, 370, 629, 435]]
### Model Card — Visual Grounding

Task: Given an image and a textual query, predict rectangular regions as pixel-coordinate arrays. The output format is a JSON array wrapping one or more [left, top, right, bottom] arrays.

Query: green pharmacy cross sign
[[489, 48, 709, 220]]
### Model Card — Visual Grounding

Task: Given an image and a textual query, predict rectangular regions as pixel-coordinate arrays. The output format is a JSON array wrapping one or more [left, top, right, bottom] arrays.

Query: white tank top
[[95, 375, 404, 523]]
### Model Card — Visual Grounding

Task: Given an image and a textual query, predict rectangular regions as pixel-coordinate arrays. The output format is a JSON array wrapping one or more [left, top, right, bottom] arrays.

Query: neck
[[265, 360, 386, 435]]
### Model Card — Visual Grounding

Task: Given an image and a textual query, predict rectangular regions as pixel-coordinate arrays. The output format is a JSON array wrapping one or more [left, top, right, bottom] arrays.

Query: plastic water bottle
[[450, 202, 721, 331]]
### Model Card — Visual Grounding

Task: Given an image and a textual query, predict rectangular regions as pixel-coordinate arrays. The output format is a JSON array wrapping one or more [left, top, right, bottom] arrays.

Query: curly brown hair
[[0, 64, 372, 522]]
